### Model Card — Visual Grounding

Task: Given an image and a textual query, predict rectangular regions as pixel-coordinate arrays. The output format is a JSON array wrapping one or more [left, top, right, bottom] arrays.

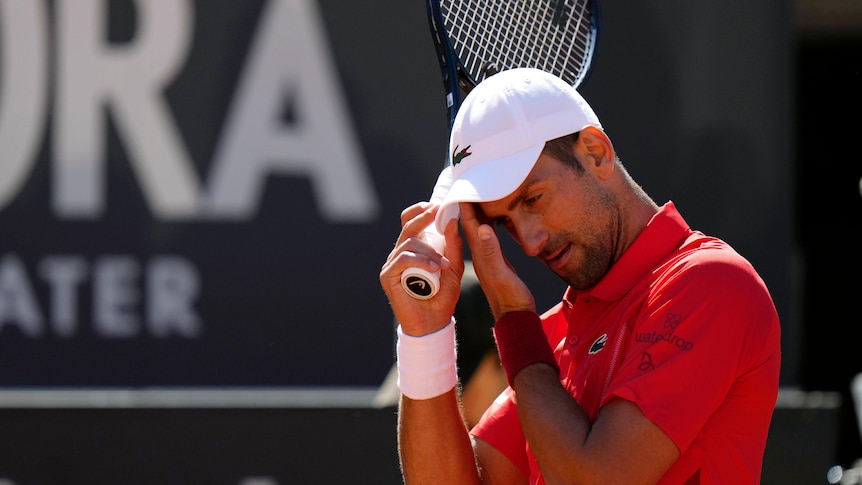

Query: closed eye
[[493, 216, 510, 228], [524, 194, 542, 207]]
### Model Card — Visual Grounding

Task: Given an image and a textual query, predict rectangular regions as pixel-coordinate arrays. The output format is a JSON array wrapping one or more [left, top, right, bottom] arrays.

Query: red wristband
[[493, 311, 559, 387]]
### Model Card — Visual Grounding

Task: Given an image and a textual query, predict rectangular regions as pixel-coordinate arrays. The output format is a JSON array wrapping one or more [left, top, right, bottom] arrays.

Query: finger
[[400, 202, 431, 227], [394, 204, 438, 252], [442, 215, 463, 264], [385, 204, 453, 286], [474, 223, 506, 273], [438, 215, 465, 292], [458, 203, 501, 270], [458, 201, 484, 230], [385, 233, 447, 278]]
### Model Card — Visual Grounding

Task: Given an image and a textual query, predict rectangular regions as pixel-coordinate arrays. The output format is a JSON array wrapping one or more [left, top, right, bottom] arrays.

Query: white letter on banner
[[205, 0, 380, 221], [0, 0, 48, 212], [147, 256, 201, 338], [53, 0, 201, 219], [93, 256, 140, 338], [39, 256, 88, 338], [0, 255, 44, 337]]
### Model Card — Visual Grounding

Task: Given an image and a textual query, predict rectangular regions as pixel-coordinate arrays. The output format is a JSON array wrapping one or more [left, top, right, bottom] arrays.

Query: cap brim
[[435, 143, 544, 233]]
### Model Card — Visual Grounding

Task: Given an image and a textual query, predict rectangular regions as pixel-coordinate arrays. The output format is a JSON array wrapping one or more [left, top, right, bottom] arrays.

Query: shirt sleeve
[[470, 387, 530, 479]]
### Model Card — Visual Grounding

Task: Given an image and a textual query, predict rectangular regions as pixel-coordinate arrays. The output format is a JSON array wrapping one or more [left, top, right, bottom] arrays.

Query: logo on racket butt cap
[[405, 276, 432, 297]]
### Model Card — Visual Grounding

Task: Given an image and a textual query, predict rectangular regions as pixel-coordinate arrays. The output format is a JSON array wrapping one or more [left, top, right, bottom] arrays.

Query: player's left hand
[[459, 202, 535, 320]]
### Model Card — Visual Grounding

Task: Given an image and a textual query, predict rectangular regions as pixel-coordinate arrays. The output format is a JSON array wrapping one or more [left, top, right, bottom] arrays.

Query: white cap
[[435, 68, 602, 233]]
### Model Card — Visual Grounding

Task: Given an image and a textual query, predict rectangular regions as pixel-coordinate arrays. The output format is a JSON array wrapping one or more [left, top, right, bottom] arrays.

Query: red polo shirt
[[471, 202, 781, 485]]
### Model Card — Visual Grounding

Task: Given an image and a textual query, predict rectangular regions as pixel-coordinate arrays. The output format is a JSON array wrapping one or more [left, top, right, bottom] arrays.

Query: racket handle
[[401, 166, 453, 300], [401, 225, 445, 299]]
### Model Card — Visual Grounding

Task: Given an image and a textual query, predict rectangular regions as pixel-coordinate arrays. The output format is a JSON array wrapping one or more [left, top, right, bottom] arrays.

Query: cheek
[[546, 195, 587, 231], [555, 179, 613, 231]]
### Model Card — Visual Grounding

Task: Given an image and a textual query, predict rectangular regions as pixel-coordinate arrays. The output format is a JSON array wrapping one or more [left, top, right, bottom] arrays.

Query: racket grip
[[401, 166, 453, 300], [401, 226, 445, 299]]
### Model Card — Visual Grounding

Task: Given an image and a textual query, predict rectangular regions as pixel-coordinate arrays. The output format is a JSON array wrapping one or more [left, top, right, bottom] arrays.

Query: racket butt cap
[[401, 267, 440, 300]]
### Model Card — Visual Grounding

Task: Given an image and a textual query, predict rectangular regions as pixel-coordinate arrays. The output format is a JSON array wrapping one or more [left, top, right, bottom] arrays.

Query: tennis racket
[[400, 0, 602, 299]]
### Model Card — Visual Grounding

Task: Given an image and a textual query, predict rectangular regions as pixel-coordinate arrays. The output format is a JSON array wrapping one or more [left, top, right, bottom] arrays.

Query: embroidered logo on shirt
[[633, 312, 695, 351], [638, 351, 655, 371], [589, 334, 608, 354]]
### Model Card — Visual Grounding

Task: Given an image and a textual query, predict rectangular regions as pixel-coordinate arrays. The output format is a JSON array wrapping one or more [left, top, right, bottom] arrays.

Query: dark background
[[796, 31, 862, 467]]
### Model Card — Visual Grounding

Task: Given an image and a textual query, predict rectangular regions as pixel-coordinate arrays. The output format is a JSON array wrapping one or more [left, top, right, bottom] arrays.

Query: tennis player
[[379, 68, 781, 484]]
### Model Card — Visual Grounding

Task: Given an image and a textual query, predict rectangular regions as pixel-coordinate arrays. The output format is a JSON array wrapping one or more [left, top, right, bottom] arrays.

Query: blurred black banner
[[0, 406, 402, 484], [0, 0, 449, 387], [0, 0, 795, 393]]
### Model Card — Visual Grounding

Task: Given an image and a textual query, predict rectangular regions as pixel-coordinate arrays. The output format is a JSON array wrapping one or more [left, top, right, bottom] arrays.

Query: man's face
[[477, 153, 619, 290]]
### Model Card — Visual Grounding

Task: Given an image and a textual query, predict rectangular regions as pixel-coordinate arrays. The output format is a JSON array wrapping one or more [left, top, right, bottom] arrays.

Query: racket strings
[[443, 0, 595, 88]]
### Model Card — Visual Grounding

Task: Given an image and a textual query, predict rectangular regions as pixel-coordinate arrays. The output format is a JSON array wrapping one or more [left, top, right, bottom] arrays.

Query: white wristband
[[396, 318, 458, 400]]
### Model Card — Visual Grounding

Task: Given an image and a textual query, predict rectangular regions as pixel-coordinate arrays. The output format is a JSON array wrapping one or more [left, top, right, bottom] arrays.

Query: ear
[[576, 126, 616, 179]]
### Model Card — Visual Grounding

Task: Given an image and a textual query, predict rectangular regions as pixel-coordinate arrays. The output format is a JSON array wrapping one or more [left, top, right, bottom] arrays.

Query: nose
[[514, 217, 548, 258]]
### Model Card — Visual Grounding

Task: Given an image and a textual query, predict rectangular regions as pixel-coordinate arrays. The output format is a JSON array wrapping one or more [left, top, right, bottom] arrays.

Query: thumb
[[472, 223, 536, 317], [477, 223, 499, 254], [474, 223, 511, 277]]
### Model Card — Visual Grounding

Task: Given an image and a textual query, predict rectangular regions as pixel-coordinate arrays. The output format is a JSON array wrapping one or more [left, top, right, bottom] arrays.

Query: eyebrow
[[507, 190, 526, 212], [507, 177, 543, 212]]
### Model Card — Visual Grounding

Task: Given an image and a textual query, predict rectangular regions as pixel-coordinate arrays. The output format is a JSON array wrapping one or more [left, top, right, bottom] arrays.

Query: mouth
[[542, 244, 571, 271]]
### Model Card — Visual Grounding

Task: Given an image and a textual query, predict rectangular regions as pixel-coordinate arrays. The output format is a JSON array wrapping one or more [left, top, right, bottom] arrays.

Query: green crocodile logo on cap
[[452, 145, 472, 166]]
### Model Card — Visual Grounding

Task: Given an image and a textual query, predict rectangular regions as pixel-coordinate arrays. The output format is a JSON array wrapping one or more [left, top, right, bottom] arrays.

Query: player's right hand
[[379, 202, 464, 337]]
